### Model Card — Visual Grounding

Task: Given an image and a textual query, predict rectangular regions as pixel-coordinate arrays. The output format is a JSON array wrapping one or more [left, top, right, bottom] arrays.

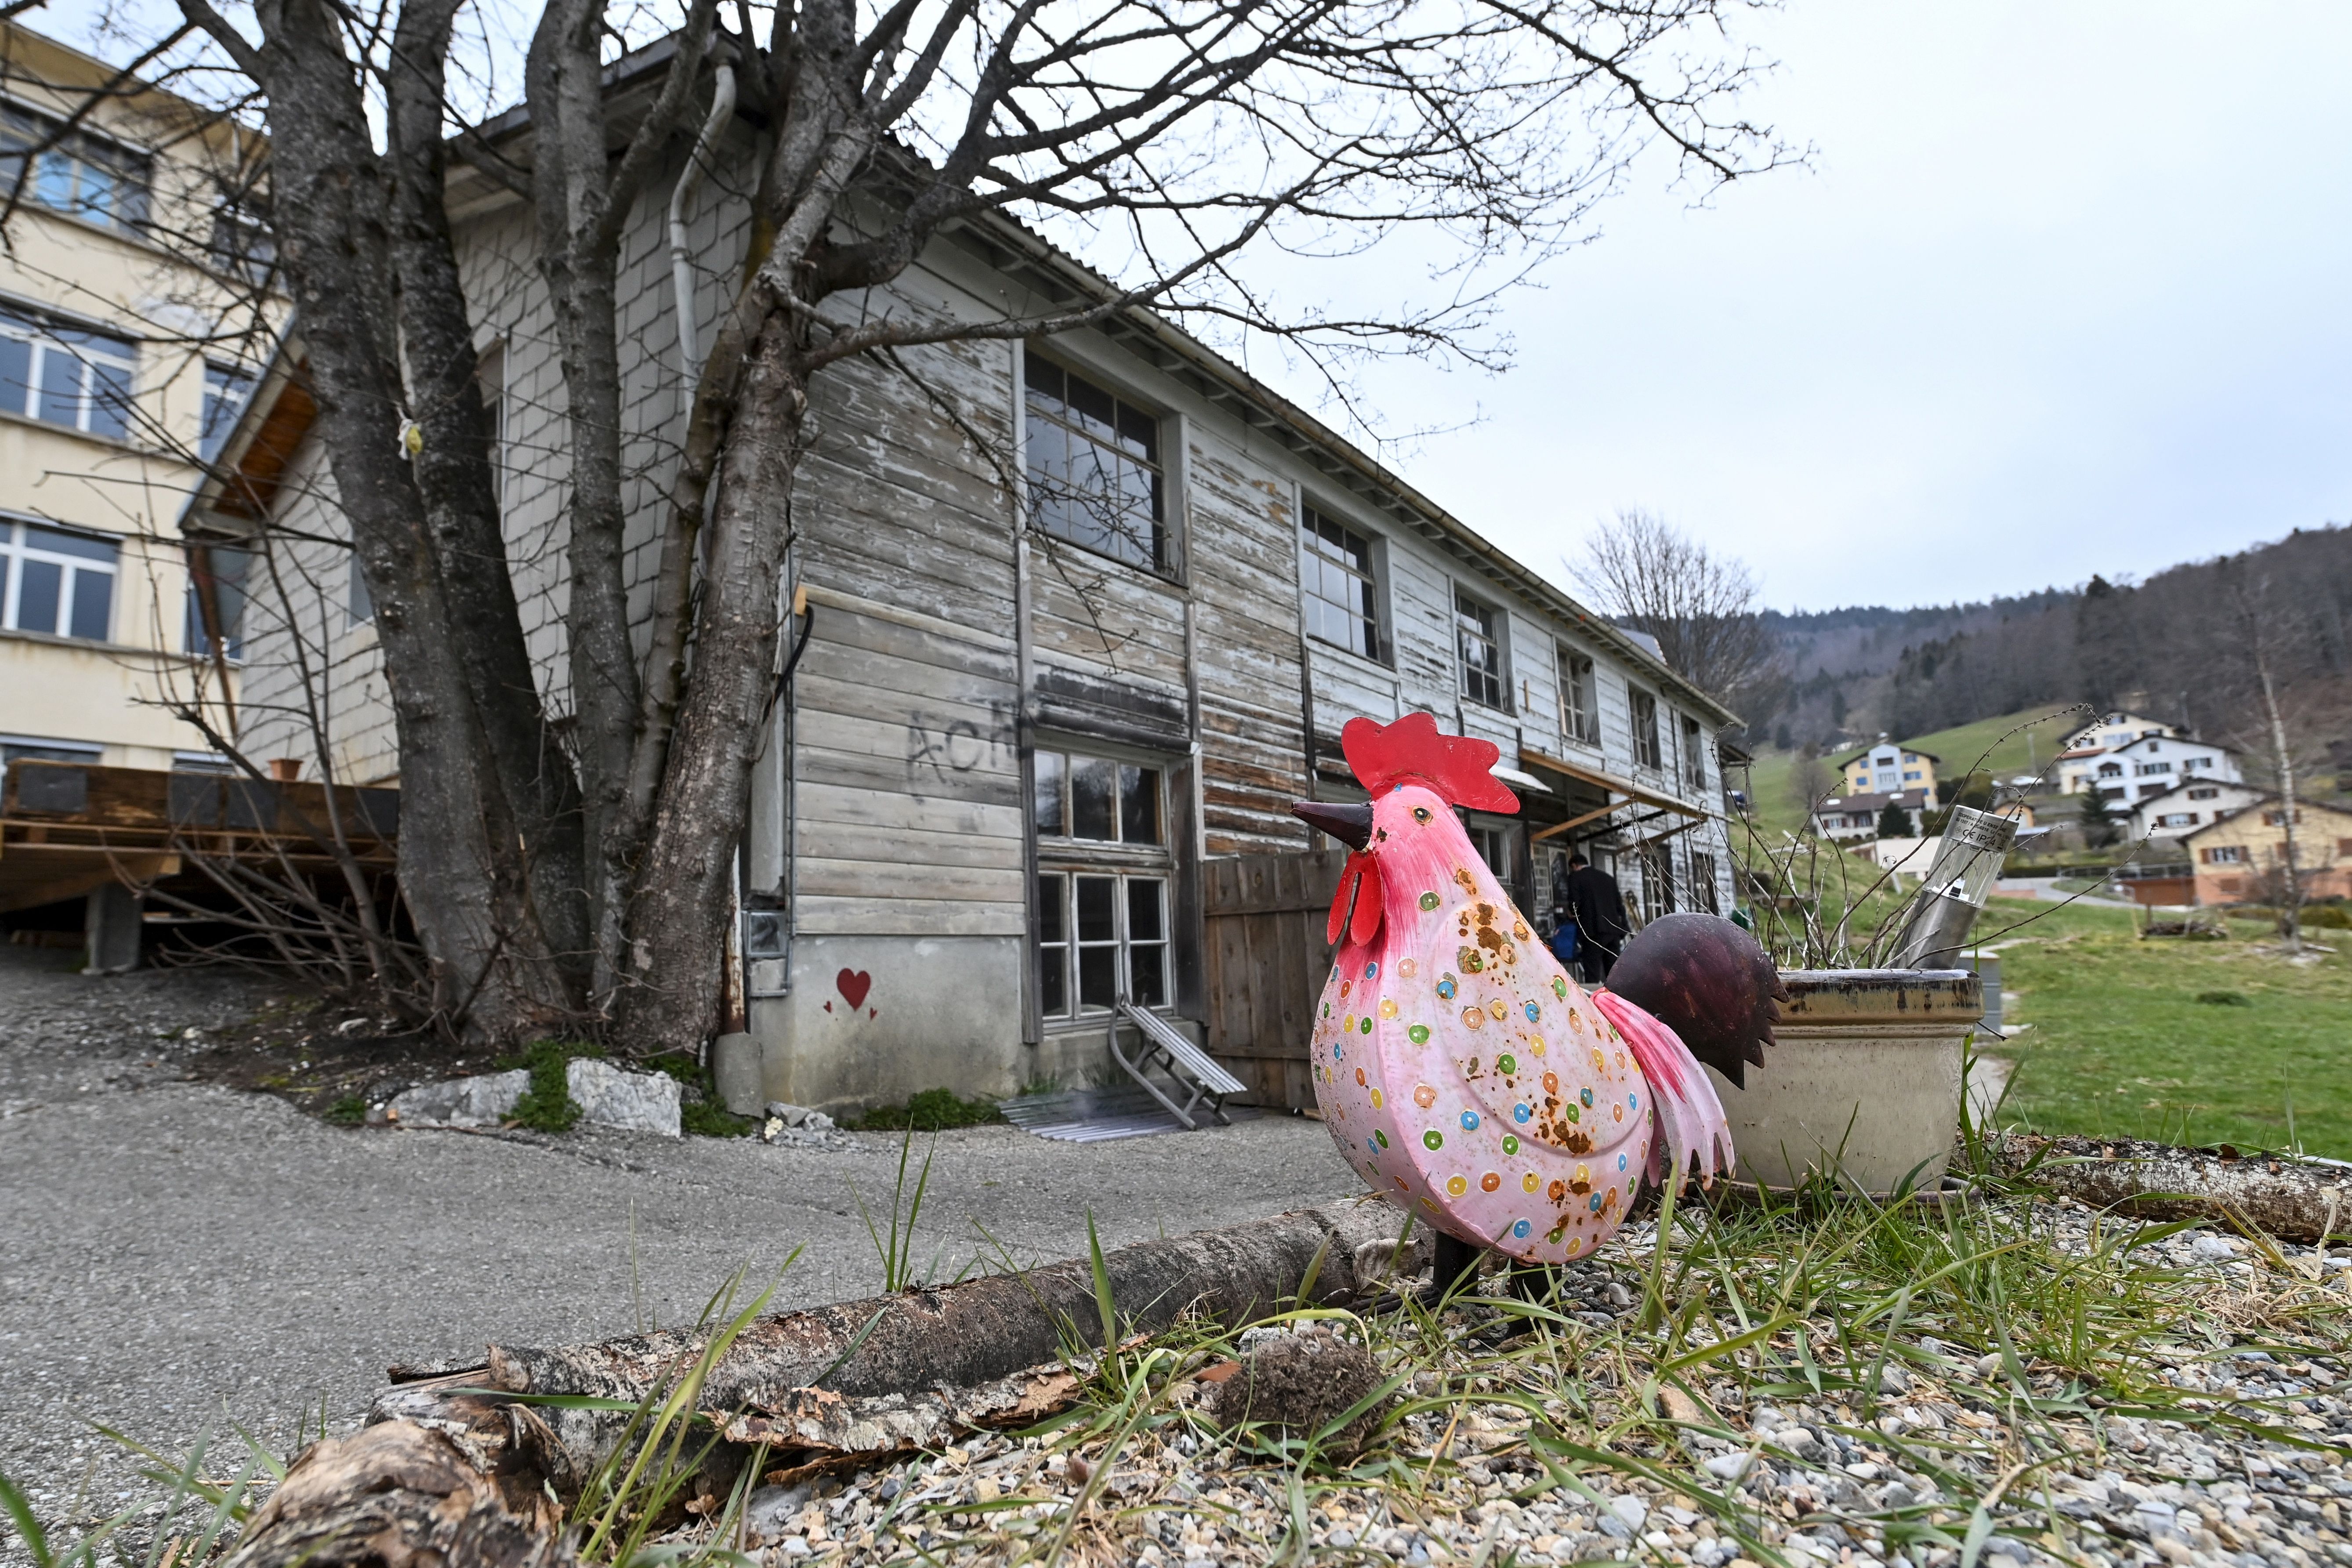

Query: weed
[[850, 1087, 1002, 1132], [324, 1094, 367, 1125], [679, 1099, 754, 1137], [2196, 989, 2251, 1006], [503, 1039, 598, 1133], [853, 1128, 945, 1291]]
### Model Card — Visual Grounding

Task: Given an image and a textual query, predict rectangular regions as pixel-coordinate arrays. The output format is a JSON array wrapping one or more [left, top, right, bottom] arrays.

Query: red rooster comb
[[1341, 712, 1519, 813]]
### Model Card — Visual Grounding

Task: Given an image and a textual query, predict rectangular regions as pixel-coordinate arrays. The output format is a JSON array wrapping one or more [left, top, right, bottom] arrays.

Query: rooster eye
[[1411, 806, 1432, 824]]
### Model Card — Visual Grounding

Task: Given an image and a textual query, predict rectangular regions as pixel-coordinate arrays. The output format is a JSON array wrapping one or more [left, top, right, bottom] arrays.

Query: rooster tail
[[1592, 989, 1736, 1193]]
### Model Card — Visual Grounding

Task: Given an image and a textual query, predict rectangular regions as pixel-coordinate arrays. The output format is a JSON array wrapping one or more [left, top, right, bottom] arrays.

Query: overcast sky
[[54, 0, 2348, 614], [1307, 0, 2352, 613]]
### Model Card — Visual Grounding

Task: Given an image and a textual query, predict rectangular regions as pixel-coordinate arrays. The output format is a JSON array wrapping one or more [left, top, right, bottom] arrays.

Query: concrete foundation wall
[[751, 934, 1030, 1113]]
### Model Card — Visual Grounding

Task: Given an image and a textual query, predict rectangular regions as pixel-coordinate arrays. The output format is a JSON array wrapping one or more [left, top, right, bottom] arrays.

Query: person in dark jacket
[[1561, 852, 1631, 984]]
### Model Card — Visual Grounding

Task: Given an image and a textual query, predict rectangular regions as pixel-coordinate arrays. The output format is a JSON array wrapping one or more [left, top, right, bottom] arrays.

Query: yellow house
[[1836, 738, 1940, 800], [0, 21, 274, 780], [2186, 798, 2352, 908]]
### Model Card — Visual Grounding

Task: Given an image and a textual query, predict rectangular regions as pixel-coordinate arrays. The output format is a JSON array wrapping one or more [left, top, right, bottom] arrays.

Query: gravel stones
[[565, 1058, 680, 1137], [1210, 1329, 1392, 1454], [385, 1069, 528, 1128], [762, 1101, 856, 1150]]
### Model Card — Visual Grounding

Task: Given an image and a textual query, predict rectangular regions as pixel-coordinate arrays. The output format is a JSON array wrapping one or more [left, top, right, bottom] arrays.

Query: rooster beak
[[1293, 800, 1374, 851]]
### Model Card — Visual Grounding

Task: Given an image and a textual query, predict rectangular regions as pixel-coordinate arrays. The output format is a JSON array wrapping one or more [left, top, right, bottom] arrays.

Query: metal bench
[[1107, 1000, 1245, 1130]]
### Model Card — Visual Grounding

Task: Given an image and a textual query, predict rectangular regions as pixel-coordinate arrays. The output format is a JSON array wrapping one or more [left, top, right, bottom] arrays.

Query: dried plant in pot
[[1612, 811, 2045, 1198]]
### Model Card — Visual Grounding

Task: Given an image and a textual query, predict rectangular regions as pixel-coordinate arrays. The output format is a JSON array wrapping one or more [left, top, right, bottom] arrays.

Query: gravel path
[[0, 946, 1359, 1526]]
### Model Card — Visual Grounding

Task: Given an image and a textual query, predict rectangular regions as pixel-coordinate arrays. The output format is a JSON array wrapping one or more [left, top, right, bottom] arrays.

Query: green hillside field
[[1734, 703, 2092, 842]]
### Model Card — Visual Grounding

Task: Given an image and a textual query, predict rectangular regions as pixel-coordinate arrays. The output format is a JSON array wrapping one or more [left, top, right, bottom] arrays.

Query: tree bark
[[192, 0, 575, 1039], [389, 0, 592, 999], [221, 1421, 570, 1568], [2000, 1135, 2352, 1244], [616, 312, 809, 1050]]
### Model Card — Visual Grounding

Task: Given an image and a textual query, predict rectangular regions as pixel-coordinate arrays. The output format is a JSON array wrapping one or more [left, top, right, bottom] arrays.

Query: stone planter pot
[[1701, 968, 1983, 1195]]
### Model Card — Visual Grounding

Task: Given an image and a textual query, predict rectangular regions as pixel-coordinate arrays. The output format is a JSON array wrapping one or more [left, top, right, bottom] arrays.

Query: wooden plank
[[794, 745, 1024, 808], [795, 782, 1022, 840], [793, 856, 1026, 903], [789, 819, 1025, 870], [792, 894, 1028, 938]]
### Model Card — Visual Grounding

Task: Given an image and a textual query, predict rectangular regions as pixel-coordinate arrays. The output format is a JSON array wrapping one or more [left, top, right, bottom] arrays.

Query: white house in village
[[2068, 731, 2241, 804], [179, 37, 1739, 1115], [2128, 779, 2266, 843]]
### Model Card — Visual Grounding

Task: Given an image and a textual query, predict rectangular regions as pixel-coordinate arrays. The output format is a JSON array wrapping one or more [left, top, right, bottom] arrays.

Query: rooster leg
[[1428, 1232, 1484, 1303]]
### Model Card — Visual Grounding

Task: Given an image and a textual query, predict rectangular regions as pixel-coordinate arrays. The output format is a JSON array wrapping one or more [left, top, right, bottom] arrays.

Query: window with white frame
[[1680, 714, 1707, 791], [1300, 505, 1378, 659], [2, 519, 115, 640], [1033, 747, 1171, 1018], [0, 106, 150, 232], [199, 364, 253, 463], [0, 308, 134, 439], [207, 203, 275, 283], [1035, 872, 1169, 1016], [1454, 590, 1504, 708], [1024, 354, 1165, 571], [1556, 645, 1598, 746], [2201, 845, 2244, 865], [1630, 688, 1661, 770]]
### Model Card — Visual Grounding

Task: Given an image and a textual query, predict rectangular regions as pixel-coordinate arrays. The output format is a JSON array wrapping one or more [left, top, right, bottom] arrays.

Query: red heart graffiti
[[836, 968, 872, 1009]]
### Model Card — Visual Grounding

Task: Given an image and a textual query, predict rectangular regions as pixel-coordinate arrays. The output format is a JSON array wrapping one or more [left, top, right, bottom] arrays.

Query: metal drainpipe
[[670, 62, 736, 378]]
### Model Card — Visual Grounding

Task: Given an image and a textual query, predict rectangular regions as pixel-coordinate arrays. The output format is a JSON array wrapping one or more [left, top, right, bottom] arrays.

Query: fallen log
[[218, 1201, 1426, 1565], [1998, 1135, 2352, 1243]]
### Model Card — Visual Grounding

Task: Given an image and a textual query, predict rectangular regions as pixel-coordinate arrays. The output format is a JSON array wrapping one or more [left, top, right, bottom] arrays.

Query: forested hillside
[[1746, 525, 2352, 782]]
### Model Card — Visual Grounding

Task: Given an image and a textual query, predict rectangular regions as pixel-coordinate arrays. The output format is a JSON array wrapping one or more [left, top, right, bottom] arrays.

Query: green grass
[[1986, 896, 2352, 1157], [503, 1038, 597, 1133], [848, 1087, 1004, 1132]]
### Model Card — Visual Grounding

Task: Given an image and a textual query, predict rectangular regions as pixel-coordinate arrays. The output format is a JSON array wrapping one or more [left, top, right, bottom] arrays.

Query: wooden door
[[1200, 849, 1344, 1109]]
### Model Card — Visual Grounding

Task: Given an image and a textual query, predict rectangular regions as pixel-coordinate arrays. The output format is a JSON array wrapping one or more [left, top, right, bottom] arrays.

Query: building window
[[0, 107, 150, 232], [1681, 715, 1707, 791], [2188, 787, 2218, 800], [1024, 354, 1164, 571], [1689, 850, 1720, 915], [1300, 506, 1378, 659], [198, 365, 254, 463], [0, 310, 135, 440], [1033, 750, 1162, 844], [2, 735, 101, 768], [1455, 591, 1504, 708], [207, 203, 275, 283], [2260, 810, 2300, 827], [2135, 761, 2172, 777], [2201, 846, 2244, 865], [1630, 689, 1661, 770], [2097, 762, 2122, 779], [1635, 839, 1675, 922], [2156, 813, 2196, 828], [2, 520, 115, 640], [1035, 872, 1167, 1016], [1557, 647, 1598, 745], [1466, 823, 1511, 878], [183, 543, 249, 660]]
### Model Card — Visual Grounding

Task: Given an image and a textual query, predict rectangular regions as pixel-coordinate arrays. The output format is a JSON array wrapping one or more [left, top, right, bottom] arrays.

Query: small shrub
[[852, 1087, 1002, 1131], [2301, 905, 2350, 929], [505, 1039, 597, 1133], [2194, 989, 2251, 1007], [326, 1094, 367, 1125]]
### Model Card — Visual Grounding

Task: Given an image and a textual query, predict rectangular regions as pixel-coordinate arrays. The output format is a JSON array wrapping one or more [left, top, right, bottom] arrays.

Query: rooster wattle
[[1294, 713, 1734, 1264]]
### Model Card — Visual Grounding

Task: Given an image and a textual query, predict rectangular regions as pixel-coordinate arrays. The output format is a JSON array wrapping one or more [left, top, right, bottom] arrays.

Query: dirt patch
[[177, 987, 486, 1123]]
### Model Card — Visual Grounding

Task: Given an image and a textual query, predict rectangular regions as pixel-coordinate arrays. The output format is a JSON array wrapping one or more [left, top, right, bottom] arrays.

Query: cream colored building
[[0, 22, 270, 780]]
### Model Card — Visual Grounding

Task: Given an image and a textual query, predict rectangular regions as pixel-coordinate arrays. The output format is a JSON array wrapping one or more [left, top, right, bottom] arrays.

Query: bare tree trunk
[[2232, 571, 2302, 947], [527, 0, 718, 1006], [389, 0, 592, 1000], [616, 317, 806, 1050], [185, 0, 574, 1039]]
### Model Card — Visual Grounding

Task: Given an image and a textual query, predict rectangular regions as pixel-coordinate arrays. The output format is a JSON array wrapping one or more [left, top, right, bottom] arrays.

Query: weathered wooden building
[[186, 57, 1737, 1113]]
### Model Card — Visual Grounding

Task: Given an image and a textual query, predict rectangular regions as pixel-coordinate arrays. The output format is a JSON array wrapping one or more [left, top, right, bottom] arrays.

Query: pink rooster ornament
[[1293, 713, 1734, 1265]]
